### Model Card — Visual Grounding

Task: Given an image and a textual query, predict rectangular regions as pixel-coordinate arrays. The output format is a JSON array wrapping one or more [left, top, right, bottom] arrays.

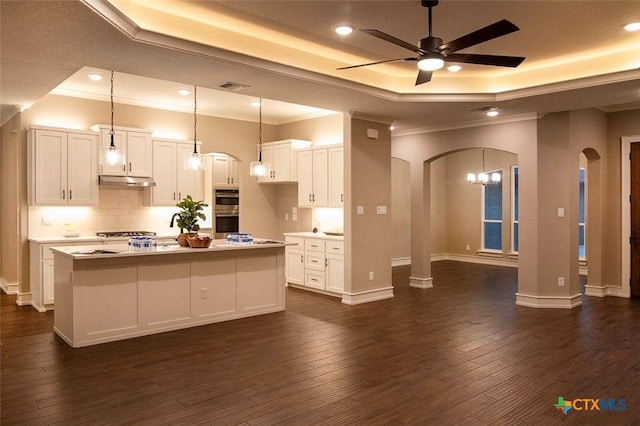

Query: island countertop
[[50, 239, 288, 260]]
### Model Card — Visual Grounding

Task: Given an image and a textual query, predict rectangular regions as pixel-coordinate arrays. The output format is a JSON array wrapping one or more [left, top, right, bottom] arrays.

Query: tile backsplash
[[29, 188, 182, 237]]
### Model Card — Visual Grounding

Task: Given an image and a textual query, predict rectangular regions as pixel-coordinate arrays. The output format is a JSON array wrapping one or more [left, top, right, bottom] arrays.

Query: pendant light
[[99, 70, 125, 166], [249, 98, 271, 177], [467, 149, 501, 184], [184, 85, 205, 170]]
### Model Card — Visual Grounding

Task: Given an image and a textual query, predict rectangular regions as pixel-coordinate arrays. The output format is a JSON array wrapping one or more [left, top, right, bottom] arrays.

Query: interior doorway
[[631, 143, 640, 297]]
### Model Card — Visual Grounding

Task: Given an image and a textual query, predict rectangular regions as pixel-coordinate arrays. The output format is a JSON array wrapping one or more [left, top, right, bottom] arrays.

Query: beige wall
[[345, 117, 392, 294], [391, 157, 411, 260], [1, 113, 22, 292]]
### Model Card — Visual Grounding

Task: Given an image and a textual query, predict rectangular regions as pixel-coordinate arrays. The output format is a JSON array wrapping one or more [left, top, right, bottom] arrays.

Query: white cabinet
[[257, 139, 311, 183], [212, 154, 239, 188], [285, 237, 305, 286], [297, 145, 343, 208], [29, 240, 97, 311], [98, 126, 152, 177], [284, 235, 344, 296], [28, 127, 98, 206], [148, 139, 203, 206]]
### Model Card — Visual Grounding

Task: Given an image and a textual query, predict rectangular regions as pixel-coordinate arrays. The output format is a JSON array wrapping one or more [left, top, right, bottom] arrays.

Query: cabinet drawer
[[305, 271, 325, 290], [305, 239, 325, 252], [285, 236, 304, 249], [326, 240, 344, 255], [42, 244, 56, 260], [305, 253, 325, 270]]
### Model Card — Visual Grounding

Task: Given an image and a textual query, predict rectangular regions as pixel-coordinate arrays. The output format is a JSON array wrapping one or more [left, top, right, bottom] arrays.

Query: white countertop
[[50, 239, 288, 260], [283, 232, 344, 241], [28, 234, 179, 244]]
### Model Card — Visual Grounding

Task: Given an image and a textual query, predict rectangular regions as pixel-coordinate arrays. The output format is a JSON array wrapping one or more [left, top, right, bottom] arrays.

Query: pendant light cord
[[258, 98, 263, 162], [110, 70, 115, 147], [193, 85, 198, 154]]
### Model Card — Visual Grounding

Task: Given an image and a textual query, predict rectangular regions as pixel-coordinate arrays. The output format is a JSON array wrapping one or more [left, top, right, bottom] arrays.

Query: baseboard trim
[[341, 286, 394, 305], [584, 284, 629, 298], [1, 278, 19, 295], [16, 292, 33, 306], [432, 253, 518, 268], [409, 276, 433, 289], [515, 292, 582, 309], [391, 257, 411, 267]]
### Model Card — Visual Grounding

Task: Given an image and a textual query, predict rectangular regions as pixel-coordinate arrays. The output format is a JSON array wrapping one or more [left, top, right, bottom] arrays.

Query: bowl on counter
[[186, 234, 213, 248]]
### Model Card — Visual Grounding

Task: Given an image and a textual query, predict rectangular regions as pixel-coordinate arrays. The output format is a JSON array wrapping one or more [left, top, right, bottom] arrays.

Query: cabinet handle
[[341, 194, 344, 202], [173, 192, 176, 201], [311, 244, 317, 248], [312, 194, 315, 202], [300, 255, 304, 263], [325, 258, 328, 267], [227, 177, 230, 184], [179, 192, 182, 200], [69, 190, 72, 200], [129, 163, 132, 172], [309, 194, 312, 202], [62, 190, 65, 200]]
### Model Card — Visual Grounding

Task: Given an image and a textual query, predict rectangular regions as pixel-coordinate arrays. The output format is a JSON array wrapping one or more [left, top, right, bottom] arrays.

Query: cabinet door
[[272, 143, 292, 181], [152, 141, 177, 206], [67, 133, 98, 205], [326, 253, 344, 294], [297, 150, 313, 207], [312, 149, 329, 206], [286, 249, 305, 286], [177, 144, 203, 201], [100, 128, 126, 176], [212, 154, 231, 187], [229, 158, 240, 187], [328, 146, 344, 207], [127, 131, 153, 177], [257, 145, 274, 183], [33, 130, 67, 205], [43, 258, 55, 305]]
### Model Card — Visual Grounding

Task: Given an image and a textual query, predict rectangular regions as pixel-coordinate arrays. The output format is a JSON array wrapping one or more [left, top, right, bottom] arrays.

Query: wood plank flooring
[[2, 261, 640, 425]]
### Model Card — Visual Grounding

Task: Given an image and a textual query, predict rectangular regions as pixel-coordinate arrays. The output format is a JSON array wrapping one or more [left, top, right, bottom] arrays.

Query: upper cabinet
[[298, 145, 343, 208], [96, 126, 152, 177], [257, 139, 311, 183], [147, 139, 203, 206], [28, 126, 98, 206], [211, 153, 240, 188]]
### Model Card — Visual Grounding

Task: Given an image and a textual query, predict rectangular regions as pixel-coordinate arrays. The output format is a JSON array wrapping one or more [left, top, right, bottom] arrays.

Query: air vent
[[218, 81, 250, 91]]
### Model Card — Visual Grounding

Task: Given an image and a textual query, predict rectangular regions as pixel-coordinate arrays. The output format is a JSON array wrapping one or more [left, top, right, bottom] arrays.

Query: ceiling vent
[[218, 81, 250, 91]]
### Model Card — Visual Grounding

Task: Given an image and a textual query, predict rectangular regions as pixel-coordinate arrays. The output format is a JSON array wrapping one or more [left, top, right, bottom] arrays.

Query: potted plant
[[170, 195, 208, 246]]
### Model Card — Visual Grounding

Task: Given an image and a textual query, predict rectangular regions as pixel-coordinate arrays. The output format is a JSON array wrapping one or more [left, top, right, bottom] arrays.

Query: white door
[[229, 158, 240, 187], [67, 132, 98, 205], [34, 130, 67, 205], [328, 147, 344, 207], [212, 154, 231, 187], [127, 131, 152, 177], [312, 149, 329, 206], [326, 253, 344, 294], [273, 143, 291, 181], [286, 250, 305, 286], [177, 144, 203, 200], [43, 258, 55, 305], [100, 128, 126, 176], [257, 145, 275, 183], [297, 150, 313, 207], [152, 141, 177, 206]]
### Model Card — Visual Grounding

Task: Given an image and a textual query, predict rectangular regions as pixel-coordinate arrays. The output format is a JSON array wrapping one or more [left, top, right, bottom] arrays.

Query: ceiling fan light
[[624, 22, 640, 32], [335, 25, 354, 36], [486, 109, 500, 117], [418, 57, 444, 71]]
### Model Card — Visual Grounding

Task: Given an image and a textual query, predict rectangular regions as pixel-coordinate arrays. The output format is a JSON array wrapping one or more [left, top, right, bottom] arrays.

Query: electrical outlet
[[42, 215, 52, 225], [201, 288, 208, 299], [285, 213, 289, 221], [466, 244, 471, 251], [369, 271, 374, 281], [558, 277, 565, 287]]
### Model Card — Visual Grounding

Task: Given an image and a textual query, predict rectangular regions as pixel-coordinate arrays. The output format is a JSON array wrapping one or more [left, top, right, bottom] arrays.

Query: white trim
[[515, 292, 582, 309], [0, 105, 21, 127], [287, 283, 341, 299], [16, 292, 32, 306], [585, 284, 630, 298], [0, 278, 19, 295], [393, 113, 538, 137], [409, 276, 433, 289], [341, 286, 394, 305], [432, 253, 518, 268], [391, 257, 411, 267], [621, 135, 640, 299]]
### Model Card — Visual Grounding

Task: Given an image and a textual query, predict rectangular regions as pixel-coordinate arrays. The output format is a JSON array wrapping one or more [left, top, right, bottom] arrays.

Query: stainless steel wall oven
[[213, 189, 239, 238]]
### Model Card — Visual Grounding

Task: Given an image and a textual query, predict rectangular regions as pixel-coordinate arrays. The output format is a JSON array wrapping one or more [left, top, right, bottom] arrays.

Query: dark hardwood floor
[[2, 261, 640, 425]]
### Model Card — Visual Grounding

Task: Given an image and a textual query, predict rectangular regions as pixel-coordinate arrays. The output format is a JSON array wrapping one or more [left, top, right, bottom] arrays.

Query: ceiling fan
[[337, 0, 525, 85]]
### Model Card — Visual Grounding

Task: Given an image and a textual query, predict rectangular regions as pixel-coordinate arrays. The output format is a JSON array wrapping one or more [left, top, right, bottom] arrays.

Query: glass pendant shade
[[466, 149, 501, 185]]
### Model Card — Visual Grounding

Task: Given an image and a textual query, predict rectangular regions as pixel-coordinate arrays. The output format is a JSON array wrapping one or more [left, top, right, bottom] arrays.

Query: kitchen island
[[51, 240, 286, 347]]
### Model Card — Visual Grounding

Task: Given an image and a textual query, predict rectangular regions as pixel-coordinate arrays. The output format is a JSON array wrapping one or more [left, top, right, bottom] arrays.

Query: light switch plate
[[376, 206, 387, 215], [356, 206, 364, 215], [558, 207, 565, 217]]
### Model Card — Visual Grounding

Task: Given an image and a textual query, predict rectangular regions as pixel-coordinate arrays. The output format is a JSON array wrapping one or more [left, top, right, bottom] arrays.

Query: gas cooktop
[[96, 231, 157, 238]]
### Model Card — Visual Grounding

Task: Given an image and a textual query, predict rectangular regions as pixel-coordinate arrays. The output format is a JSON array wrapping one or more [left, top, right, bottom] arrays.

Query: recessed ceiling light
[[88, 73, 103, 81], [389, 125, 395, 131], [486, 108, 500, 117], [624, 22, 640, 32], [178, 89, 191, 96], [335, 25, 354, 36], [447, 65, 462, 72], [250, 100, 261, 108]]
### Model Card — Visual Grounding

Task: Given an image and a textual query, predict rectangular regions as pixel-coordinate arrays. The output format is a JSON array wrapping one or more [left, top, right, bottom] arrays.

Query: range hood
[[99, 175, 156, 187]]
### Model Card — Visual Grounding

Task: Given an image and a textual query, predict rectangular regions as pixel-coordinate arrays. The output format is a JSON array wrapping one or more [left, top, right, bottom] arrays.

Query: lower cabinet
[[285, 235, 344, 296]]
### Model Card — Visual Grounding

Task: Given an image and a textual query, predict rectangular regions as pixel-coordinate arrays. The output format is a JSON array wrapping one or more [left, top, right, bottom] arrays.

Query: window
[[579, 168, 586, 259], [512, 166, 519, 253], [482, 170, 503, 250]]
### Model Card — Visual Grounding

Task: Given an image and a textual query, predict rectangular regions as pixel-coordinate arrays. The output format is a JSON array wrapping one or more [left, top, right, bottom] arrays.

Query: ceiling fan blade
[[337, 57, 416, 70], [360, 29, 425, 55], [444, 53, 525, 68], [415, 69, 433, 85], [439, 20, 520, 54]]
